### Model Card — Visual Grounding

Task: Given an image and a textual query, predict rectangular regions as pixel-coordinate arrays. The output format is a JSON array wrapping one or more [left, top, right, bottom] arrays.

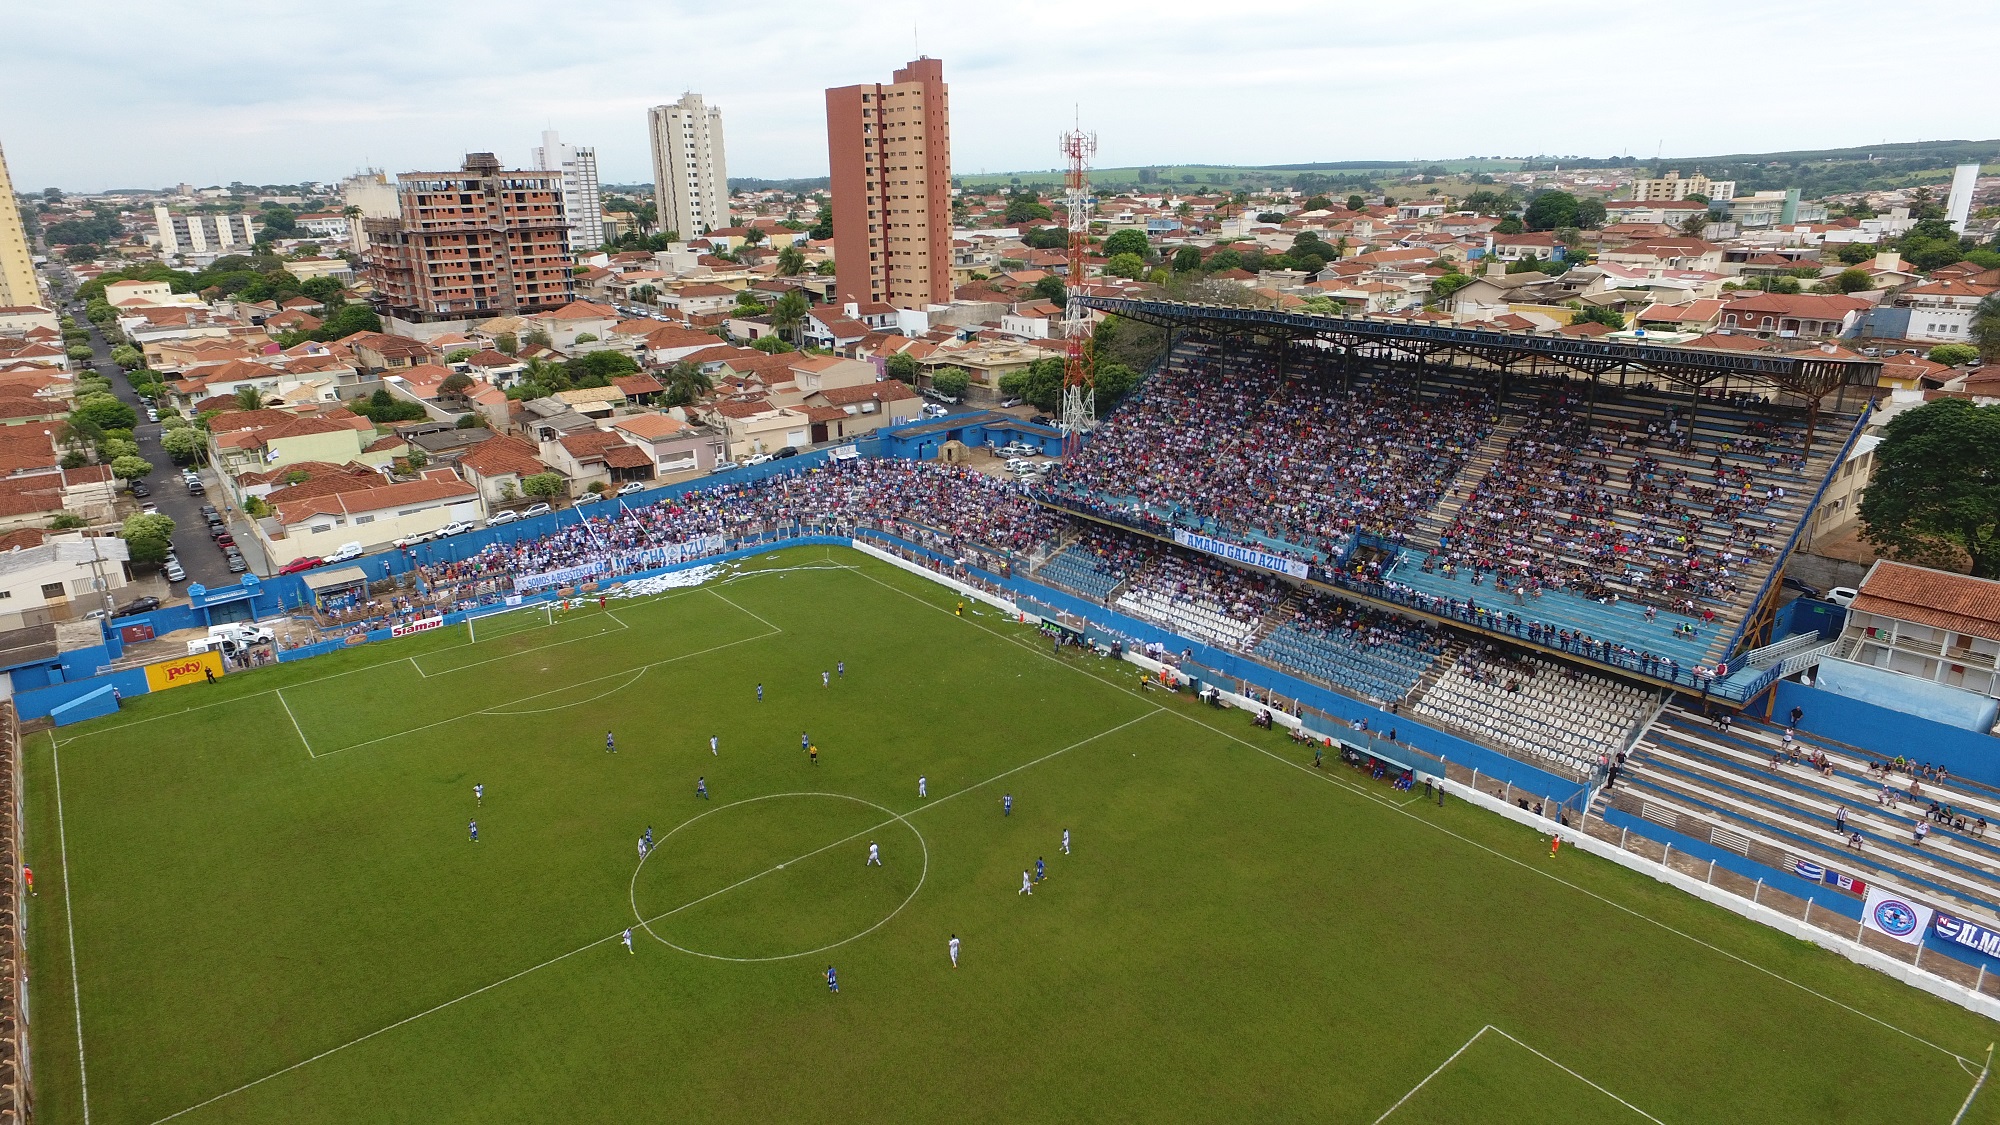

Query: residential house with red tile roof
[[264, 470, 483, 564], [1841, 561, 2000, 700]]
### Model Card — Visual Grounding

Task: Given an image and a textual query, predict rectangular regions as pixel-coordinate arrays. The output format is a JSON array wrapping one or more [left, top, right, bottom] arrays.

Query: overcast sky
[[5, 0, 1997, 192]]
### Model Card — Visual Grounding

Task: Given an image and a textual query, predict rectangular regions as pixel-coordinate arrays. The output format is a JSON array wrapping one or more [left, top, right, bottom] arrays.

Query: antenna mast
[[1059, 123, 1098, 457]]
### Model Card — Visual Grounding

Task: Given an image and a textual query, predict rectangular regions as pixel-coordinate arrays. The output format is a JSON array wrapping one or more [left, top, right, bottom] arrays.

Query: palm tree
[[662, 361, 713, 407], [520, 356, 566, 393], [233, 385, 264, 412], [772, 290, 810, 343], [776, 246, 806, 277]]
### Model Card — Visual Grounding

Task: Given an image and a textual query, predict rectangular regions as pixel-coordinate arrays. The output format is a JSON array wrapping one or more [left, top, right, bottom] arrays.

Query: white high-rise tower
[[1945, 163, 1980, 234], [648, 94, 730, 240], [532, 130, 605, 249]]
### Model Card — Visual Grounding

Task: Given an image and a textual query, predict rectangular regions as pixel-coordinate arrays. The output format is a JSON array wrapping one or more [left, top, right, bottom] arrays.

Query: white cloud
[[3, 0, 1996, 190]]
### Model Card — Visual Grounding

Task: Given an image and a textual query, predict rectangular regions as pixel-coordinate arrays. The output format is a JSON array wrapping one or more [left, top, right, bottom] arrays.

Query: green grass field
[[23, 547, 2000, 1124]]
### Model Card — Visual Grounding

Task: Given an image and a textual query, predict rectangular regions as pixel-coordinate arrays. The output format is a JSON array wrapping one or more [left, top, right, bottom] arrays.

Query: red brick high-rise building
[[362, 152, 575, 323], [825, 58, 952, 309]]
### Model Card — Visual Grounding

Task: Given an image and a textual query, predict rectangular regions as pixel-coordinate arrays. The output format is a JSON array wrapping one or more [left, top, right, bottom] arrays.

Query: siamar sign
[[391, 615, 445, 639], [1171, 529, 1310, 580], [144, 649, 225, 692]]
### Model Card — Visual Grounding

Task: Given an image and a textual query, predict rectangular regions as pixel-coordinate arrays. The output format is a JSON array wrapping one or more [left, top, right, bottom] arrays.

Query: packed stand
[[1432, 378, 1827, 619], [1046, 338, 1495, 564]]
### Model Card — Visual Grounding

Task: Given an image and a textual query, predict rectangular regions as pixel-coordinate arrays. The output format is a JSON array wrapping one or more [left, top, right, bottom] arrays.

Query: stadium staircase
[[1248, 591, 1304, 649], [1407, 411, 1524, 554], [1607, 705, 2000, 926]]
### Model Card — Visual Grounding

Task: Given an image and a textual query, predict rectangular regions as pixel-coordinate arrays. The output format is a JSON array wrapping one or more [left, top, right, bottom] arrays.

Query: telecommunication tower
[[1059, 126, 1098, 457]]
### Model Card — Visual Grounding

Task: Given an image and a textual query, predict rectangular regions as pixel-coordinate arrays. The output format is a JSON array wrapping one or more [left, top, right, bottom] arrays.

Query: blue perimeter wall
[[1773, 680, 2000, 778]]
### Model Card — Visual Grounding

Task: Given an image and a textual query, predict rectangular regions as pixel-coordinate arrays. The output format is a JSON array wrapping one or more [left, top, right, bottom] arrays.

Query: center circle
[[628, 792, 928, 962]]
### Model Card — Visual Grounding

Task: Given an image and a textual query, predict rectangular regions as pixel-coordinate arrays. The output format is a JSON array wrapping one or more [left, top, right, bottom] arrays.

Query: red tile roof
[[1853, 561, 2000, 643]]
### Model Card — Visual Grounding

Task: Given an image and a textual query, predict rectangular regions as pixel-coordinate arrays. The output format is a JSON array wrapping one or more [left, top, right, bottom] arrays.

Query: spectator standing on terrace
[[1834, 806, 1847, 834]]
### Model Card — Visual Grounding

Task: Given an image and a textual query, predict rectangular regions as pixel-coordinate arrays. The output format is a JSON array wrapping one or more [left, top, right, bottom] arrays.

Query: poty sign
[[1172, 529, 1310, 580], [1861, 886, 1934, 945], [390, 615, 445, 638], [143, 649, 225, 692]]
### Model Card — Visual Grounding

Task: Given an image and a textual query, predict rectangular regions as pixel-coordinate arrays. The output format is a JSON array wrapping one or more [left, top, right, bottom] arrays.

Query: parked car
[[130, 481, 150, 498], [575, 492, 602, 505], [708, 462, 740, 475], [436, 521, 473, 536], [921, 404, 948, 419], [1029, 414, 1053, 426], [214, 532, 235, 549], [207, 521, 228, 539], [225, 553, 249, 574], [324, 541, 365, 564], [198, 505, 220, 521], [486, 509, 522, 526], [392, 532, 434, 548], [1000, 397, 1023, 409], [113, 596, 161, 618], [745, 453, 773, 466], [139, 502, 159, 515], [279, 556, 324, 575], [774, 446, 799, 459], [1781, 577, 1820, 598], [616, 481, 645, 496], [163, 561, 186, 582], [145, 407, 160, 422], [1827, 586, 1858, 607], [186, 479, 205, 495], [521, 502, 553, 518]]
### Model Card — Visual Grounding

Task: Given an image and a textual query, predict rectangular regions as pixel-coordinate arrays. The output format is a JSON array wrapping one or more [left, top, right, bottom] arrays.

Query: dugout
[[301, 566, 371, 613]]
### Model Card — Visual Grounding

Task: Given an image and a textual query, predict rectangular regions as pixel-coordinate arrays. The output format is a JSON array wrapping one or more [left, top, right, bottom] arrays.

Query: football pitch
[[23, 547, 2000, 1124]]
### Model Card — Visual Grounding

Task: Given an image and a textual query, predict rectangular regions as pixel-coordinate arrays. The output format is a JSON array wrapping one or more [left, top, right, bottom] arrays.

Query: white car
[[436, 521, 473, 537], [1827, 586, 1858, 607], [145, 408, 160, 422], [163, 560, 186, 582], [616, 481, 645, 496], [921, 404, 948, 419], [575, 492, 602, 505], [522, 502, 553, 518], [139, 502, 159, 515], [745, 453, 773, 466], [486, 509, 522, 526], [392, 532, 434, 548], [324, 541, 366, 563]]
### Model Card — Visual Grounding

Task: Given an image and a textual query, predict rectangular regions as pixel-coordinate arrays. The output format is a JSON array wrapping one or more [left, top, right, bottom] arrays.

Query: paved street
[[78, 309, 241, 588]]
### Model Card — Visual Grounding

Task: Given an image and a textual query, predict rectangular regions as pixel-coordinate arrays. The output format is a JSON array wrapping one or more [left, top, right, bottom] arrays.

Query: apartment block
[[152, 205, 259, 260], [0, 142, 37, 308], [340, 170, 401, 252], [1628, 171, 1736, 203], [648, 94, 730, 239], [532, 130, 605, 249], [360, 153, 575, 323], [826, 57, 953, 309]]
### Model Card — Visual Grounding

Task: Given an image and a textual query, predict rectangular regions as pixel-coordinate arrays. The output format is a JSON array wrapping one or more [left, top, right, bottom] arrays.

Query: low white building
[[0, 534, 132, 629]]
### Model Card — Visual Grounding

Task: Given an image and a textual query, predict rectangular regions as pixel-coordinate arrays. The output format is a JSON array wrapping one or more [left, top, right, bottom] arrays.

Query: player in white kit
[[867, 841, 881, 866], [948, 934, 960, 967]]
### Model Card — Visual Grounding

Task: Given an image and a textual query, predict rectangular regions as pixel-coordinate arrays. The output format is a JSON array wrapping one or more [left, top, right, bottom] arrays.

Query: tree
[[1571, 304, 1626, 329], [110, 455, 154, 481], [258, 208, 298, 237], [749, 336, 794, 353], [521, 472, 567, 499], [1929, 344, 1981, 366], [49, 513, 87, 531], [234, 385, 264, 412], [312, 303, 380, 341], [110, 344, 142, 369], [775, 246, 807, 276], [1105, 252, 1146, 280], [885, 352, 919, 383], [772, 290, 810, 342], [1346, 194, 1366, 212], [930, 368, 970, 398], [733, 290, 767, 316], [1971, 295, 2000, 362], [566, 350, 639, 381], [73, 395, 138, 431], [1461, 190, 1510, 216], [1834, 241, 1879, 265], [1205, 249, 1243, 274], [1005, 197, 1053, 224], [1574, 198, 1608, 229], [1092, 360, 1139, 416], [661, 360, 713, 407], [120, 512, 176, 565], [445, 348, 476, 364], [573, 332, 600, 344], [1172, 245, 1203, 273], [1033, 276, 1067, 305], [66, 345, 94, 363], [1102, 229, 1149, 259], [1431, 273, 1474, 301], [299, 276, 346, 305], [1833, 268, 1873, 293], [160, 426, 205, 463], [1302, 195, 1334, 212], [1860, 399, 2000, 578], [1523, 190, 1580, 231], [494, 332, 519, 355], [523, 328, 553, 350], [1899, 218, 1970, 273], [998, 358, 1065, 413], [439, 372, 474, 399]]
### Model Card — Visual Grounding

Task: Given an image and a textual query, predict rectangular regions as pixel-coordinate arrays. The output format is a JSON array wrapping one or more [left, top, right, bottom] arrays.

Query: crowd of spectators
[[1286, 589, 1446, 658], [415, 460, 1062, 604], [1433, 378, 1816, 614], [1047, 338, 1494, 564]]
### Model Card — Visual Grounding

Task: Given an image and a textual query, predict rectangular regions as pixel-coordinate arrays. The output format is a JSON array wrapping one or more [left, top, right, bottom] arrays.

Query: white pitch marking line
[[1371, 1024, 1492, 1124], [49, 732, 92, 1124], [143, 708, 1159, 1124], [408, 656, 426, 679], [276, 689, 313, 758], [1484, 1026, 1668, 1124], [707, 587, 781, 633], [847, 556, 1981, 1065]]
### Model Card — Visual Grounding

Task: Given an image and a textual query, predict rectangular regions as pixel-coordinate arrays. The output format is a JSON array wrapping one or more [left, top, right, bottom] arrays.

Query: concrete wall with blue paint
[[1604, 807, 2000, 976], [1773, 598, 1844, 641], [21, 666, 151, 724], [1774, 680, 2000, 782], [877, 410, 1063, 461]]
